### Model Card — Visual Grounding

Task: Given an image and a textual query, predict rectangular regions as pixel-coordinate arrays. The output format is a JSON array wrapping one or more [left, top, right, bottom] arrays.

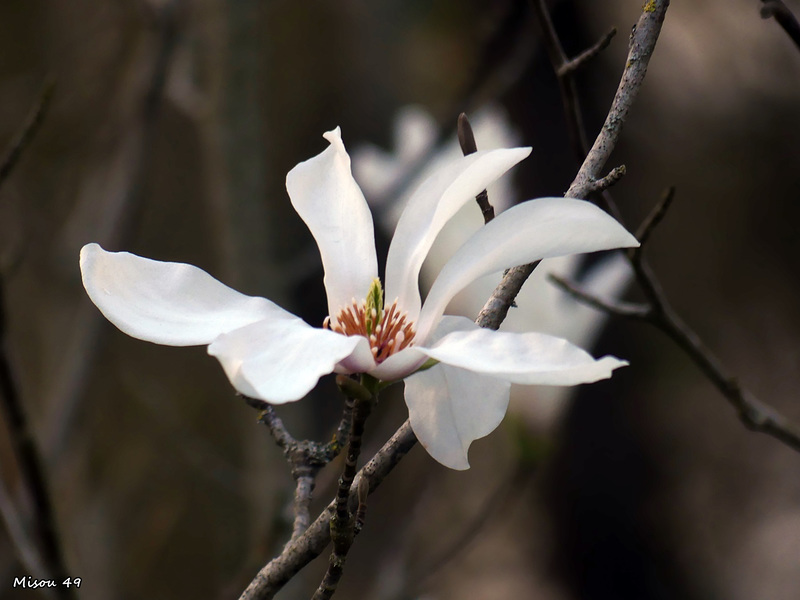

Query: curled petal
[[208, 320, 370, 404], [286, 127, 379, 318], [417, 198, 640, 340], [80, 243, 289, 346], [404, 317, 510, 470], [384, 147, 531, 323], [420, 326, 627, 385]]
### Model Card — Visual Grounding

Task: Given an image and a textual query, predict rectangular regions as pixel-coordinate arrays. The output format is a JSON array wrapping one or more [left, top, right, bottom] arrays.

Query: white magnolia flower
[[80, 127, 638, 469], [353, 106, 634, 431]]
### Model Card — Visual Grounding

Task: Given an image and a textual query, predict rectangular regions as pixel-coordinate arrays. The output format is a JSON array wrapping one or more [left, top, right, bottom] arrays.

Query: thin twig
[[583, 164, 627, 195], [565, 2, 669, 200], [0, 83, 53, 192], [457, 113, 494, 223], [476, 262, 538, 331], [477, 1, 669, 335], [238, 421, 417, 600], [559, 28, 617, 77], [635, 186, 675, 246], [538, 0, 800, 452], [530, 0, 589, 164], [244, 396, 351, 542], [761, 0, 800, 50], [554, 190, 800, 453], [549, 274, 650, 320], [530, 0, 625, 221], [312, 380, 375, 600], [247, 400, 296, 450]]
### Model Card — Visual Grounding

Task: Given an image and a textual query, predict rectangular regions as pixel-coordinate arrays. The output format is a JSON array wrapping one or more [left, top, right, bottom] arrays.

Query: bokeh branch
[[0, 87, 76, 598], [0, 83, 53, 190], [551, 190, 800, 453]]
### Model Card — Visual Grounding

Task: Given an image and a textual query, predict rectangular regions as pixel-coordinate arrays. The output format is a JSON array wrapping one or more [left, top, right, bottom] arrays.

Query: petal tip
[[323, 126, 344, 147], [79, 242, 102, 267]]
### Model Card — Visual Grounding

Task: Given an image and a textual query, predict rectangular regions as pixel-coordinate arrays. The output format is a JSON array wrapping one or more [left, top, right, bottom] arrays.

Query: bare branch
[[583, 164, 627, 195], [243, 396, 349, 542], [245, 399, 297, 450], [559, 28, 618, 77], [238, 421, 417, 600], [457, 112, 494, 223], [530, 0, 589, 162], [478, 1, 670, 333], [548, 274, 651, 320], [635, 186, 675, 246], [312, 385, 375, 600], [566, 1, 670, 199], [553, 187, 800, 454], [476, 262, 538, 331]]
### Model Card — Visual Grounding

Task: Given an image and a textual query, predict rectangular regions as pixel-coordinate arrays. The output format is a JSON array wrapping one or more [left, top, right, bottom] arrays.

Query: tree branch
[[312, 381, 375, 600], [559, 28, 617, 77], [238, 421, 417, 600], [477, 1, 670, 331], [553, 190, 800, 453], [244, 396, 351, 542]]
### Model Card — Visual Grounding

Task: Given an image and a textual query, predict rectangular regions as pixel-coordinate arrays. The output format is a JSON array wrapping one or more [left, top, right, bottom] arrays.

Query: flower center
[[323, 279, 416, 363]]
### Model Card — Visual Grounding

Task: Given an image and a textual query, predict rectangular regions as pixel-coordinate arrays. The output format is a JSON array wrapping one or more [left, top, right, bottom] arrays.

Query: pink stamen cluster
[[324, 299, 416, 363]]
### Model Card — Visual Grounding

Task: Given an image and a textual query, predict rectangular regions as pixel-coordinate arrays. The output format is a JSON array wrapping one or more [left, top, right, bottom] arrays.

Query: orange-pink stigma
[[323, 298, 416, 363]]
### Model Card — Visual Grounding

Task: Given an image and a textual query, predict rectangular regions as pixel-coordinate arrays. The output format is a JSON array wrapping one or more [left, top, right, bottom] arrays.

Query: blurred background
[[1, 0, 800, 598]]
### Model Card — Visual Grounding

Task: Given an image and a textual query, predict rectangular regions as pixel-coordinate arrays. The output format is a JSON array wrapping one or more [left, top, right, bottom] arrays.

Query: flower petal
[[286, 127, 379, 318], [416, 197, 640, 340], [80, 243, 289, 346], [419, 326, 628, 385], [208, 319, 371, 404], [368, 346, 427, 382], [403, 316, 511, 470], [384, 147, 531, 323]]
